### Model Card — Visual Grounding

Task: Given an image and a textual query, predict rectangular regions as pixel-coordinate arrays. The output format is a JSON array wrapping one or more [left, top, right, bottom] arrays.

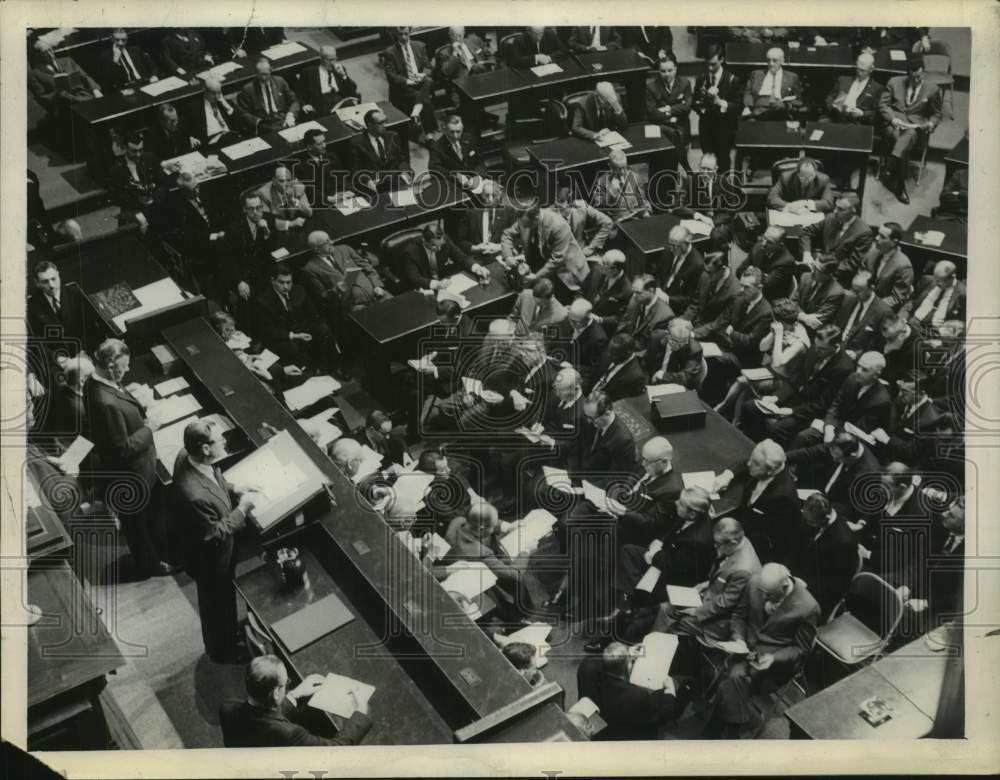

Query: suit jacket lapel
[[191, 462, 230, 506]]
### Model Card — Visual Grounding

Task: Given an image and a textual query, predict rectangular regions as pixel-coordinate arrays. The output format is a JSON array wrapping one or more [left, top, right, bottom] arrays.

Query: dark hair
[[367, 409, 390, 429], [709, 224, 733, 250], [270, 261, 293, 279], [531, 277, 554, 299], [437, 299, 461, 319], [660, 52, 678, 66], [302, 128, 325, 146], [831, 430, 858, 451], [815, 323, 842, 344], [705, 43, 725, 62], [771, 297, 800, 324], [882, 221, 903, 242], [585, 390, 612, 416], [502, 642, 536, 670], [33, 260, 58, 278], [363, 108, 381, 125], [242, 191, 263, 208], [182, 418, 215, 456], [422, 223, 444, 241], [125, 131, 144, 146], [815, 254, 840, 275], [803, 492, 832, 516], [609, 332, 636, 357], [417, 449, 441, 473]]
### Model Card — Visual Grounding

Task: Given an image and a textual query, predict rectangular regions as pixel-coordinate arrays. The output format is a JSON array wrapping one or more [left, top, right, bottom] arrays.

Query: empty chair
[[816, 571, 904, 666]]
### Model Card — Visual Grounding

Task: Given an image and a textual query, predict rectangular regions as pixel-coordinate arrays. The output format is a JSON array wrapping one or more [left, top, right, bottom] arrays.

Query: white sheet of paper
[[282, 375, 342, 412], [436, 288, 470, 309], [682, 471, 717, 494], [196, 61, 242, 81], [60, 436, 94, 472], [542, 466, 573, 493], [140, 76, 188, 96], [261, 40, 308, 60], [441, 561, 498, 600], [224, 448, 309, 515], [680, 218, 712, 237], [530, 63, 563, 77], [446, 274, 479, 295], [254, 348, 281, 369], [569, 697, 600, 718], [889, 49, 907, 62], [708, 638, 750, 655], [112, 278, 186, 331], [582, 479, 608, 511], [277, 119, 327, 144], [385, 471, 435, 516], [391, 189, 418, 207], [595, 131, 628, 148], [461, 376, 484, 396], [918, 230, 945, 247], [700, 341, 723, 359], [154, 376, 190, 397], [629, 632, 679, 690], [797, 488, 821, 501], [646, 383, 686, 401], [500, 508, 557, 557], [221, 137, 272, 160], [147, 394, 202, 428], [307, 673, 376, 718], [844, 421, 876, 446], [636, 566, 661, 593], [161, 151, 207, 174], [351, 444, 386, 484], [407, 355, 436, 372], [303, 408, 343, 448], [810, 418, 826, 433], [809, 129, 824, 142], [666, 584, 703, 608], [768, 208, 826, 228], [334, 102, 380, 125], [644, 125, 661, 139]]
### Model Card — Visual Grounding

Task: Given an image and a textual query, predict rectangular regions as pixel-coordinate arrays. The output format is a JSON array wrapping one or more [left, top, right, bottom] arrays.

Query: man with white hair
[[437, 26, 494, 79], [707, 562, 820, 738], [298, 44, 359, 116], [591, 148, 651, 224], [657, 224, 704, 313], [555, 299, 611, 389], [603, 436, 684, 546], [235, 57, 300, 134], [191, 75, 239, 147], [825, 51, 885, 125], [455, 178, 517, 253], [742, 47, 802, 120], [301, 229, 389, 314], [253, 165, 312, 230], [902, 259, 966, 332], [571, 81, 629, 142], [584, 250, 632, 321], [714, 439, 803, 565], [650, 317, 705, 389]]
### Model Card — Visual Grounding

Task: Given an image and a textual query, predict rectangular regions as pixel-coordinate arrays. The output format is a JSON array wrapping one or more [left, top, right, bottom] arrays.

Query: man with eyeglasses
[[299, 45, 359, 116], [348, 108, 412, 197], [96, 28, 158, 91]]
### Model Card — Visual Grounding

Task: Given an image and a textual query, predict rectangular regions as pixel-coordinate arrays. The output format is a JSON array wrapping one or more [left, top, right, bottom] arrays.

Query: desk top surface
[[528, 123, 675, 171], [945, 137, 969, 166], [901, 215, 968, 259], [513, 56, 588, 87], [803, 122, 873, 153], [617, 212, 685, 254], [725, 41, 853, 68], [45, 230, 165, 295], [872, 636, 950, 719], [735, 120, 805, 149]]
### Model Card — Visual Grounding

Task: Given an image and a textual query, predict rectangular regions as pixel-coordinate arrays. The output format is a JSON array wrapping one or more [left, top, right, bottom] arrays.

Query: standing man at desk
[[383, 26, 439, 142], [824, 52, 884, 125], [174, 419, 257, 663], [96, 28, 159, 91], [349, 108, 412, 197], [222, 192, 277, 313], [571, 81, 629, 142], [220, 655, 372, 746], [299, 45, 359, 116], [553, 183, 614, 256], [188, 76, 240, 148], [160, 28, 213, 77], [170, 170, 228, 298], [429, 114, 487, 187], [504, 204, 591, 302], [646, 55, 693, 171], [742, 48, 803, 120], [693, 45, 743, 171], [878, 56, 943, 204], [767, 158, 835, 215], [236, 57, 301, 134], [507, 26, 567, 69], [85, 339, 175, 580], [108, 132, 165, 233]]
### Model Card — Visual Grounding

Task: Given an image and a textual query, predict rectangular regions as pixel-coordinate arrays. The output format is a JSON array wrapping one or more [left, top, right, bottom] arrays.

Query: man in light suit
[[591, 148, 651, 225], [252, 165, 313, 231], [436, 26, 494, 79], [693, 44, 744, 167], [301, 230, 390, 316], [298, 45, 359, 116], [862, 222, 914, 310], [834, 270, 892, 356], [553, 183, 614, 256], [708, 563, 820, 738], [509, 277, 567, 334], [645, 55, 693, 169], [767, 158, 835, 214], [878, 57, 943, 204], [901, 260, 966, 334], [825, 52, 885, 125], [383, 26, 438, 137], [174, 419, 257, 663], [652, 517, 762, 641], [742, 48, 803, 120], [800, 193, 874, 286], [571, 81, 629, 142], [236, 57, 300, 134], [504, 204, 591, 301]]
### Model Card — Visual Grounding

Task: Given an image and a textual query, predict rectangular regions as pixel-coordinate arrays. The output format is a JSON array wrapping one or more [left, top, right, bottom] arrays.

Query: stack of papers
[[224, 448, 309, 515], [844, 421, 876, 446], [542, 466, 574, 494], [60, 436, 94, 472], [768, 208, 826, 228], [644, 125, 662, 139], [636, 566, 661, 593], [595, 131, 629, 148], [196, 61, 242, 81], [681, 471, 719, 500], [283, 375, 342, 412], [445, 274, 479, 295], [507, 623, 553, 668], [154, 377, 190, 397], [262, 40, 308, 60], [916, 230, 945, 247], [140, 76, 188, 96], [530, 63, 563, 77], [500, 509, 558, 557], [147, 394, 202, 428], [111, 278, 186, 332], [384, 471, 435, 517], [226, 331, 252, 351], [629, 632, 679, 690], [646, 383, 686, 401], [351, 444, 386, 484], [221, 137, 272, 160], [437, 288, 470, 309], [680, 218, 712, 237], [391, 188, 418, 207], [301, 408, 343, 448], [277, 120, 327, 144], [440, 561, 498, 600], [252, 348, 281, 369], [666, 584, 702, 608], [307, 673, 376, 718]]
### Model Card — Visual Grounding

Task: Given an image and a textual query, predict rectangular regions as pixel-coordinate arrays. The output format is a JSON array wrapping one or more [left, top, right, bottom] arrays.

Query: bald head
[[319, 45, 338, 65], [759, 562, 791, 593], [608, 148, 627, 170], [488, 318, 516, 338], [595, 81, 616, 102], [467, 500, 499, 535], [330, 438, 362, 472], [641, 436, 673, 476], [668, 224, 692, 244], [855, 52, 875, 78], [568, 299, 593, 327], [307, 230, 331, 252], [602, 249, 626, 269], [203, 75, 224, 96]]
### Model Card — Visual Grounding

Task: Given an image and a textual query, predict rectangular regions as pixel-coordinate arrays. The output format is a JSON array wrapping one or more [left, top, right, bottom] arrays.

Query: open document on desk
[[140, 76, 189, 97], [768, 208, 826, 228], [530, 63, 564, 77], [110, 277, 187, 332], [262, 41, 308, 60], [221, 137, 272, 160], [278, 120, 327, 144], [196, 61, 242, 82]]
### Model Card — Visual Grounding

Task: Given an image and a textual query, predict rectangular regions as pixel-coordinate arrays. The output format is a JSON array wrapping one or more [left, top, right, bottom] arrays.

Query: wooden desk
[[348, 260, 516, 404], [873, 46, 911, 77], [573, 49, 650, 118], [900, 215, 968, 276], [873, 636, 950, 720], [725, 42, 852, 71], [944, 137, 969, 181], [28, 561, 125, 750], [513, 57, 588, 91], [804, 122, 874, 202], [735, 119, 804, 151], [617, 212, 710, 278]]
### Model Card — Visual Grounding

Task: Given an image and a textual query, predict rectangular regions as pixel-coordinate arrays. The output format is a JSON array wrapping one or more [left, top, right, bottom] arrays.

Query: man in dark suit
[[301, 230, 390, 317], [709, 563, 820, 738], [589, 334, 647, 402], [693, 45, 743, 168], [793, 492, 859, 619], [615, 275, 674, 357], [26, 261, 86, 367], [174, 419, 257, 663], [440, 501, 522, 603], [27, 37, 102, 115], [454, 178, 518, 254], [621, 26, 674, 63], [736, 226, 796, 301], [160, 28, 213, 76], [555, 300, 611, 392], [221, 191, 277, 310], [825, 51, 885, 125], [96, 28, 158, 90], [571, 81, 629, 141], [298, 45, 359, 116], [400, 223, 477, 291], [382, 26, 438, 137], [800, 193, 874, 285], [576, 390, 638, 479], [646, 54, 692, 163], [576, 643, 688, 741], [651, 318, 706, 389], [901, 260, 966, 335], [84, 339, 173, 579], [672, 153, 741, 219], [108, 132, 165, 231], [871, 371, 952, 467], [878, 57, 943, 203], [713, 439, 803, 566], [863, 222, 914, 310], [293, 128, 344, 207], [251, 262, 333, 371], [567, 26, 622, 52], [717, 268, 774, 369], [877, 311, 921, 387], [187, 76, 240, 148], [585, 251, 633, 321], [657, 225, 704, 314], [507, 26, 567, 69], [146, 103, 200, 161], [436, 25, 494, 79], [220, 655, 372, 746], [834, 270, 892, 356], [796, 255, 846, 331], [686, 247, 742, 338], [742, 48, 804, 120], [428, 113, 487, 185], [766, 158, 835, 214], [236, 57, 300, 134], [788, 431, 883, 523], [348, 108, 412, 197], [169, 171, 227, 298]]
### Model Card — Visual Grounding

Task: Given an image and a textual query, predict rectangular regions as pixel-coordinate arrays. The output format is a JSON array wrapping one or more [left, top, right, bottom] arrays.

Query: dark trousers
[[698, 117, 736, 169], [193, 535, 240, 662], [114, 480, 163, 577]]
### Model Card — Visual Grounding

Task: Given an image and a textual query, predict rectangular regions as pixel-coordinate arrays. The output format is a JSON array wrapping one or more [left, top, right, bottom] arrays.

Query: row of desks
[[725, 41, 915, 77]]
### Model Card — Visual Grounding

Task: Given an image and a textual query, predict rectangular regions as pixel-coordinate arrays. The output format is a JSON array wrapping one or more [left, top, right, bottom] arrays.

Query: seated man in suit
[[788, 430, 882, 524], [834, 270, 892, 357], [878, 310, 921, 386], [160, 28, 213, 76], [293, 127, 344, 206], [713, 267, 775, 371], [671, 152, 741, 220], [253, 165, 313, 231], [870, 371, 951, 467], [825, 52, 884, 125], [348, 108, 413, 197], [650, 318, 705, 389], [658, 224, 703, 314], [590, 333, 647, 402], [96, 28, 158, 90], [614, 275, 674, 360], [742, 48, 803, 120], [236, 57, 300, 134], [796, 255, 846, 332], [437, 25, 494, 79], [552, 182, 614, 256], [108, 132, 165, 232], [510, 277, 567, 334], [585, 250, 633, 321], [736, 226, 796, 301], [686, 247, 742, 339], [766, 157, 835, 215], [251, 262, 334, 372], [645, 54, 692, 169], [800, 192, 874, 284], [707, 563, 820, 738], [507, 26, 567, 69], [576, 643, 689, 741], [217, 26, 286, 59], [454, 178, 517, 253], [188, 76, 240, 148], [302, 230, 390, 317], [591, 148, 651, 225], [576, 390, 638, 477], [299, 45, 359, 116], [863, 221, 914, 310], [428, 113, 487, 187], [220, 655, 371, 746], [26, 260, 85, 371], [901, 259, 966, 335], [440, 500, 522, 607], [935, 166, 968, 222], [571, 81, 629, 142], [567, 25, 622, 53], [554, 299, 610, 391], [27, 36, 102, 115], [878, 56, 943, 204], [793, 492, 860, 619], [402, 223, 484, 292], [383, 26, 438, 139], [147, 104, 200, 162]]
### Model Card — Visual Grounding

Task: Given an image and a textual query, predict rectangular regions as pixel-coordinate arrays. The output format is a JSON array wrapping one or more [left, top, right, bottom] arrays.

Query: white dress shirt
[[759, 69, 784, 98], [843, 76, 869, 110]]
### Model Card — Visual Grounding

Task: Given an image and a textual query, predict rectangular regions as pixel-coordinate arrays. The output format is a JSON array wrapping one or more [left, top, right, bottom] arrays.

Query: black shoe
[[896, 186, 910, 205]]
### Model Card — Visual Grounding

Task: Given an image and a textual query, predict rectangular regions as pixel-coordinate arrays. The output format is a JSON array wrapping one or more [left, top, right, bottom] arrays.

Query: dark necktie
[[327, 69, 336, 90], [50, 296, 61, 317], [120, 49, 139, 81], [378, 136, 386, 162], [263, 81, 277, 114]]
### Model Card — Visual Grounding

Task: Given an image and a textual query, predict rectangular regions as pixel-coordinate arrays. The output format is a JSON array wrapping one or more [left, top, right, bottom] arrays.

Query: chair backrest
[[332, 96, 359, 110], [923, 53, 952, 77], [380, 226, 427, 279], [539, 97, 569, 138], [836, 571, 905, 646], [498, 32, 521, 68], [770, 156, 802, 184], [563, 90, 592, 134]]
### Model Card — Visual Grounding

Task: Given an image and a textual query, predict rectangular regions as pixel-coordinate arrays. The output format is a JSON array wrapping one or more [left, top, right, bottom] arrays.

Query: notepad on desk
[[530, 63, 563, 77], [644, 125, 661, 139], [629, 632, 678, 690], [666, 584, 702, 609], [196, 61, 242, 81], [154, 376, 189, 398], [277, 120, 327, 144], [271, 593, 354, 653], [916, 230, 945, 247], [221, 137, 272, 160], [261, 40, 308, 60], [307, 673, 375, 718], [445, 274, 479, 295], [595, 131, 628, 148], [283, 375, 342, 412], [140, 76, 188, 96], [441, 561, 498, 600], [889, 49, 908, 62], [681, 471, 719, 500]]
